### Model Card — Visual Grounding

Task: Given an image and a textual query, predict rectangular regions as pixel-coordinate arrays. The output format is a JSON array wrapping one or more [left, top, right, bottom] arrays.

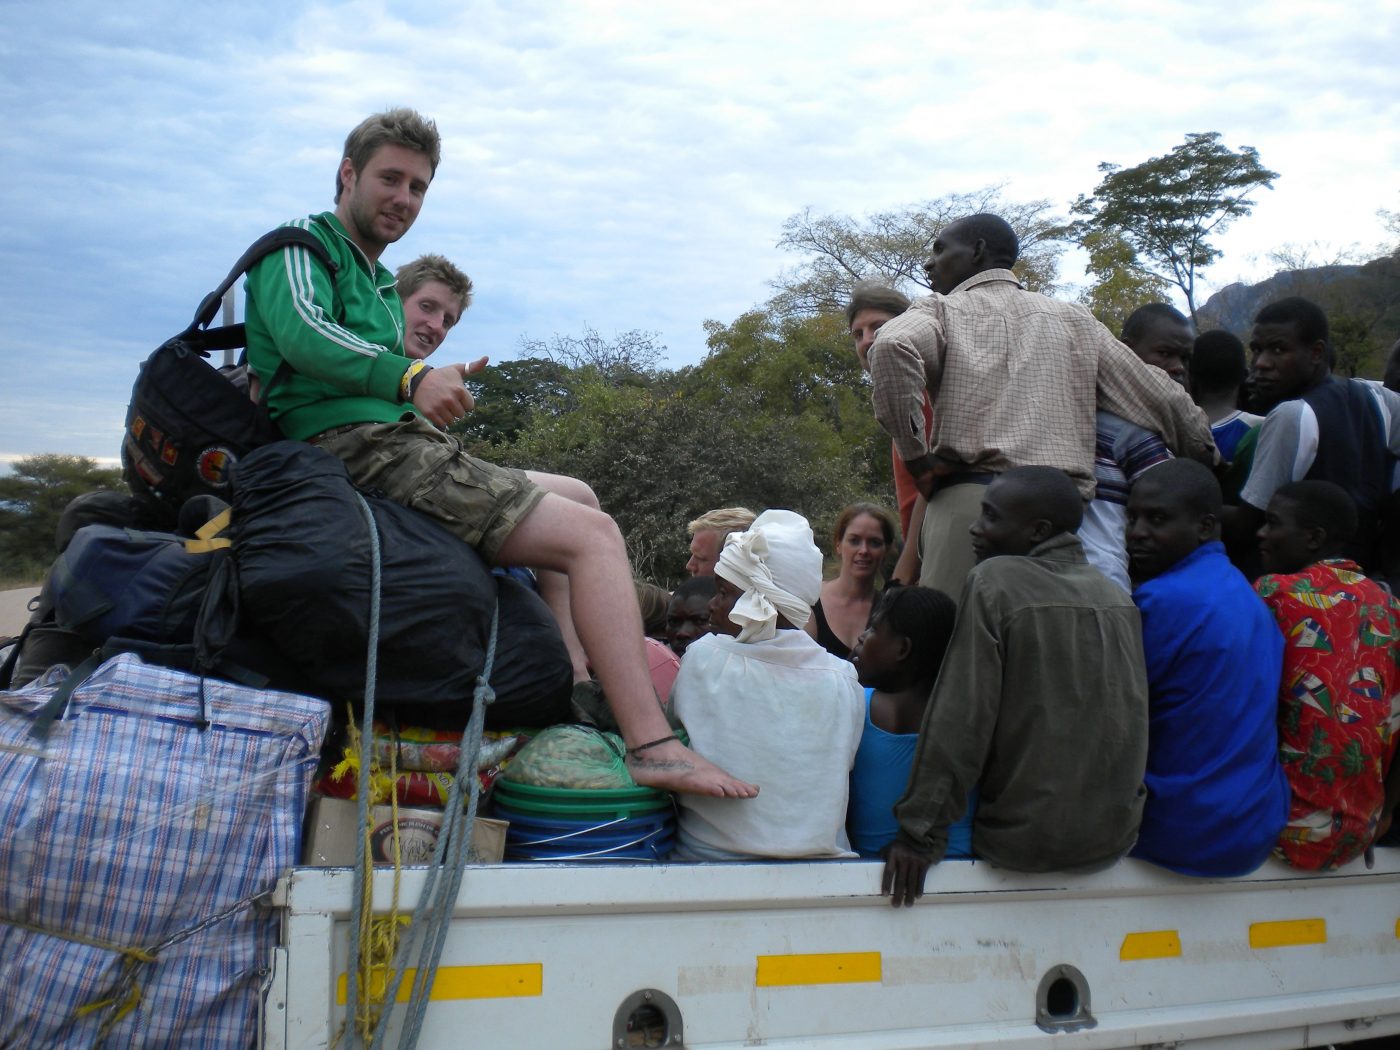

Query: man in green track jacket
[[243, 107, 756, 801]]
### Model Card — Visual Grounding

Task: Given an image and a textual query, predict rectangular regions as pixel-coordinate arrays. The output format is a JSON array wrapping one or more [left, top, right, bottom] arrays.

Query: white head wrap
[[715, 509, 823, 643]]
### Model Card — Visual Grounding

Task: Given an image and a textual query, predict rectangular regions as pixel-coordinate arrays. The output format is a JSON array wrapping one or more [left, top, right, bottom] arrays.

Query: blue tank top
[[848, 689, 976, 859]]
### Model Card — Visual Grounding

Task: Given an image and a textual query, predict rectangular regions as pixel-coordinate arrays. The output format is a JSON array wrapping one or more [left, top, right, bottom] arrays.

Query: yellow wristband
[[400, 360, 427, 402]]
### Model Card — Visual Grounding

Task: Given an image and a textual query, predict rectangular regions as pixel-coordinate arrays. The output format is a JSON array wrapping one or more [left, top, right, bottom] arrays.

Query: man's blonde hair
[[687, 507, 757, 538], [335, 107, 441, 203], [396, 254, 474, 315]]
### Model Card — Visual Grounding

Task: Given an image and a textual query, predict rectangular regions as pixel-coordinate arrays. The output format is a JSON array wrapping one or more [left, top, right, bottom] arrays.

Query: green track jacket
[[244, 212, 417, 441]]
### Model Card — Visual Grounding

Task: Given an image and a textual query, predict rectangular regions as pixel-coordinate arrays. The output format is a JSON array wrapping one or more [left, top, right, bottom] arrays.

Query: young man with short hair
[[1125, 459, 1290, 876], [1121, 302, 1194, 389], [1230, 297, 1400, 574], [395, 254, 474, 360], [882, 467, 1149, 907], [243, 108, 755, 799], [1254, 480, 1400, 869]]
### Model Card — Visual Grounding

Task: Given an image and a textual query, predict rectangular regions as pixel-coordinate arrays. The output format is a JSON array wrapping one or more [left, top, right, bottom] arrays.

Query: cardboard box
[[302, 795, 507, 866]]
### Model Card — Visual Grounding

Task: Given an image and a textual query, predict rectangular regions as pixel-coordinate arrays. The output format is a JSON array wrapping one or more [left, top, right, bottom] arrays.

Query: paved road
[[0, 586, 40, 638]]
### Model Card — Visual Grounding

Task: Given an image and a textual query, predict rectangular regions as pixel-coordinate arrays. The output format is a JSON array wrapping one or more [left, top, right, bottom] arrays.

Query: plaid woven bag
[[0, 653, 329, 1046]]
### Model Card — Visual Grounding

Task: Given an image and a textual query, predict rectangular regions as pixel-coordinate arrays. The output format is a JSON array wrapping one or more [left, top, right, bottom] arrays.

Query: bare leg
[[524, 471, 596, 682], [496, 493, 759, 798]]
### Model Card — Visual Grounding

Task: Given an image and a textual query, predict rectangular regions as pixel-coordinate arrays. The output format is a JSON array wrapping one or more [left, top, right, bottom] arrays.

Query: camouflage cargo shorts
[[310, 417, 545, 561]]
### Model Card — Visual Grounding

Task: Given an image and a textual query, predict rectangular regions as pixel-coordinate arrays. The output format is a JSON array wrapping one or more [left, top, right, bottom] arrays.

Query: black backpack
[[121, 227, 338, 521]]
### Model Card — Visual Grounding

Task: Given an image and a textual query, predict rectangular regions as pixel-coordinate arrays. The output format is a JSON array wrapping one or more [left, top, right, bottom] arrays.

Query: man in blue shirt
[[1126, 459, 1290, 876]]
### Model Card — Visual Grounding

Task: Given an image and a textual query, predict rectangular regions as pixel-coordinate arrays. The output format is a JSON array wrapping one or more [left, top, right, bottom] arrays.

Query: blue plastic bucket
[[494, 804, 676, 862]]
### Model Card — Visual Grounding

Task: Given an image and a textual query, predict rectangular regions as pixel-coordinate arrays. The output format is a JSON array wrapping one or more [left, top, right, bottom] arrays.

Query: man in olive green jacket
[[883, 467, 1149, 907]]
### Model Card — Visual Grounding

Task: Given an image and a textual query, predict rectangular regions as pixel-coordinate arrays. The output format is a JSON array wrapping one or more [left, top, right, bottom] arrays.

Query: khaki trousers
[[917, 482, 988, 599]]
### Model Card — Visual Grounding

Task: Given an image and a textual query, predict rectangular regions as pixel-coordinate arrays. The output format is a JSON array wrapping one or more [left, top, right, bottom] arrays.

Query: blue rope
[[346, 490, 383, 1043], [342, 489, 500, 1049], [389, 607, 497, 1050]]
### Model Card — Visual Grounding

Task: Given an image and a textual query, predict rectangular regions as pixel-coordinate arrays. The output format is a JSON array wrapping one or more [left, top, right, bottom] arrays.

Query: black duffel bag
[[231, 441, 572, 721]]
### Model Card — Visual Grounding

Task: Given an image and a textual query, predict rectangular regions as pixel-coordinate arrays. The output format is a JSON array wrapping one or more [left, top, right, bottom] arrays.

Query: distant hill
[[1197, 264, 1363, 333], [1196, 254, 1400, 377]]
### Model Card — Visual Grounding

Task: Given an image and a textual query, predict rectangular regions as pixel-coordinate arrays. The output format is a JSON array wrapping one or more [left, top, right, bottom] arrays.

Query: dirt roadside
[[0, 586, 40, 638]]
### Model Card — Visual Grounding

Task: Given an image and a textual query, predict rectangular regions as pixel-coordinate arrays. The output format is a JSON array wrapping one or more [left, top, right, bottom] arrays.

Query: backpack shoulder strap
[[188, 226, 339, 335]]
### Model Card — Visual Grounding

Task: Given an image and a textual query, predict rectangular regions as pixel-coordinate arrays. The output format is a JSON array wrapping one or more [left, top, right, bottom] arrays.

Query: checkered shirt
[[868, 270, 1216, 498]]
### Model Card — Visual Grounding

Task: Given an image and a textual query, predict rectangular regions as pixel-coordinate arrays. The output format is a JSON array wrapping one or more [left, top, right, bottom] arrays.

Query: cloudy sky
[[2, 0, 1397, 467]]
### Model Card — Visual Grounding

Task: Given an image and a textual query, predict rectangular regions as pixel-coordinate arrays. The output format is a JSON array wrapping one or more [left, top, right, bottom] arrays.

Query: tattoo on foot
[[628, 757, 697, 773]]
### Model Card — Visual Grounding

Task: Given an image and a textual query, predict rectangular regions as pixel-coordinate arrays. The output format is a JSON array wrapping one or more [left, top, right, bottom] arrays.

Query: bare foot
[[627, 739, 759, 798]]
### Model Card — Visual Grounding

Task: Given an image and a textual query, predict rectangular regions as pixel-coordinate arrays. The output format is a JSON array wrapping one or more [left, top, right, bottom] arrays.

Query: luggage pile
[[0, 227, 667, 1044], [0, 436, 582, 1043]]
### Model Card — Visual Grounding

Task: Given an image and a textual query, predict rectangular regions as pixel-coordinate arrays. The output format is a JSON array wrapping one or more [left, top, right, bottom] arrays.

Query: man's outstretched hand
[[412, 357, 489, 427], [881, 840, 934, 908]]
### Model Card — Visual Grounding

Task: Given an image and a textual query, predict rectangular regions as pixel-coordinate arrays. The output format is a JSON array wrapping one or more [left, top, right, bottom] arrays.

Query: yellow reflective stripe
[[183, 537, 232, 553], [1394, 917, 1399, 940], [195, 508, 232, 539], [755, 952, 881, 987], [1119, 930, 1181, 961], [335, 963, 542, 1003], [1249, 919, 1326, 949]]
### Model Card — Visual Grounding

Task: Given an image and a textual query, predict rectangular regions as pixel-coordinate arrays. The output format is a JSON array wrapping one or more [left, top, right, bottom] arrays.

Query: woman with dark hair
[[805, 503, 898, 660]]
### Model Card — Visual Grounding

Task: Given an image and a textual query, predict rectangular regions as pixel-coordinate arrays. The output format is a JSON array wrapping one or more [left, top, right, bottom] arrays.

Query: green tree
[[0, 454, 123, 581], [1077, 229, 1173, 334], [1329, 311, 1381, 379], [452, 330, 666, 454], [693, 307, 891, 535], [509, 373, 882, 583], [487, 309, 892, 582], [696, 310, 877, 439], [1072, 132, 1279, 320], [771, 187, 1067, 315], [453, 357, 576, 452]]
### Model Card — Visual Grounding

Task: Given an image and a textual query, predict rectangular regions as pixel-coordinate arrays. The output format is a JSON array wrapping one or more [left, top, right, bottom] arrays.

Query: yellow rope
[[0, 916, 157, 964], [344, 710, 409, 1041], [1, 913, 154, 1036], [74, 960, 145, 1036]]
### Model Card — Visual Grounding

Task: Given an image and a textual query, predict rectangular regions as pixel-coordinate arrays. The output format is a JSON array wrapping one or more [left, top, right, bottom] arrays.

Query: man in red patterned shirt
[[1255, 480, 1400, 869]]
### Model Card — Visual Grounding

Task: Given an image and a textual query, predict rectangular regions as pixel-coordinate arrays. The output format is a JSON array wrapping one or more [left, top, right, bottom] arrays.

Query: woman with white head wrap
[[714, 509, 823, 642], [672, 510, 866, 861]]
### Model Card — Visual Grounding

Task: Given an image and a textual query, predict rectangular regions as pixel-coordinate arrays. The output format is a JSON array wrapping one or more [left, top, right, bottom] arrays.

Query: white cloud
[[1, 0, 1396, 460]]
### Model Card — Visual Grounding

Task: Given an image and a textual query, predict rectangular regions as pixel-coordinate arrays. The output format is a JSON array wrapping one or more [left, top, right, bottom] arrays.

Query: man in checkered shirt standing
[[867, 213, 1216, 599]]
